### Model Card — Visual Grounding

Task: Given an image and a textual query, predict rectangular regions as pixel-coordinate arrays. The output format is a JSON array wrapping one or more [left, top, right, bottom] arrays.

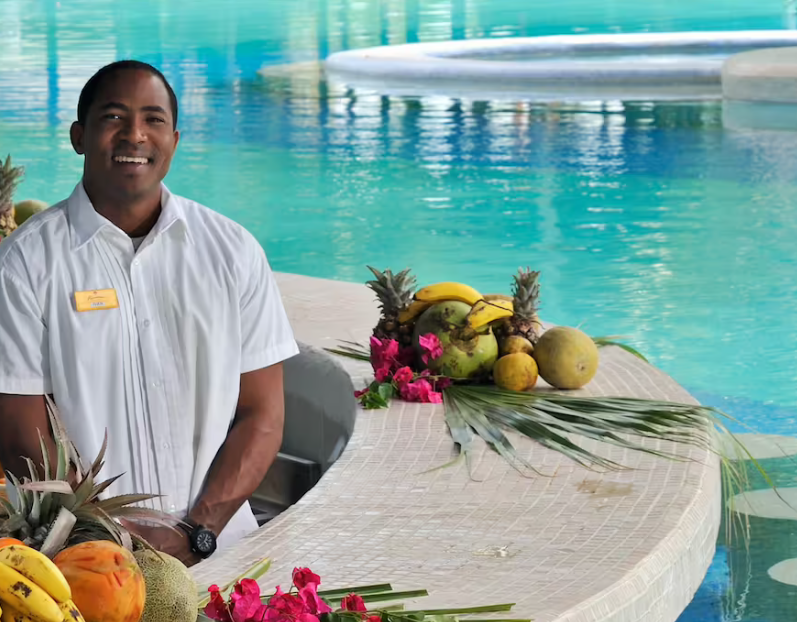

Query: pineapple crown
[[0, 396, 182, 558], [365, 266, 416, 314], [511, 267, 541, 320], [0, 154, 24, 205]]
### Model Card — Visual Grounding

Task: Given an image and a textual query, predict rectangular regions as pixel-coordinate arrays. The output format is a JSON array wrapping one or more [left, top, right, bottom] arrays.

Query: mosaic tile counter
[[191, 273, 722, 622]]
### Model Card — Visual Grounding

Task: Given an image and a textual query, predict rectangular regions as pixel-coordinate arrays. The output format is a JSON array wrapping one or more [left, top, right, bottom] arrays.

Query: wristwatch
[[178, 518, 217, 559]]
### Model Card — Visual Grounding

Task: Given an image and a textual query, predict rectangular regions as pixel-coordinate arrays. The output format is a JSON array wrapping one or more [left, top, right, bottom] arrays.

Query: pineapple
[[365, 266, 417, 347], [0, 155, 23, 239], [0, 396, 181, 558], [496, 268, 542, 345]]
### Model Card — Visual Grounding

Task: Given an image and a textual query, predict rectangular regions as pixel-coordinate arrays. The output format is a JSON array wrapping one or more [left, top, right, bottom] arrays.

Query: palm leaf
[[591, 335, 649, 362]]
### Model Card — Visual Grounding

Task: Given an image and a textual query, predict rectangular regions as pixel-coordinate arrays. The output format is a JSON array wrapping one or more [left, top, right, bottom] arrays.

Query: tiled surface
[[191, 272, 722, 622]]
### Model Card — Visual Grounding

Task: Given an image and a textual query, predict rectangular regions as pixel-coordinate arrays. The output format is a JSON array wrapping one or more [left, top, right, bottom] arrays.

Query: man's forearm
[[187, 406, 283, 536]]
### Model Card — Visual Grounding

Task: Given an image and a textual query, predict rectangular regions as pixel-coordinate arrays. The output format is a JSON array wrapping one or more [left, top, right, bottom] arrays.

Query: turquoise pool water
[[2, 0, 797, 618]]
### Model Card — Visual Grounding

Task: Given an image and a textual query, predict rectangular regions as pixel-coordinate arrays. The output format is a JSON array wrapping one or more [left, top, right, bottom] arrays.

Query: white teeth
[[114, 156, 148, 164]]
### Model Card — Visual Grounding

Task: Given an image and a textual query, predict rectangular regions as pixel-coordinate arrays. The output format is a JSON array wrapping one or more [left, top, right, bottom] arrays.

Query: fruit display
[[133, 549, 197, 622], [363, 265, 603, 393], [0, 399, 193, 622], [54, 542, 145, 622]]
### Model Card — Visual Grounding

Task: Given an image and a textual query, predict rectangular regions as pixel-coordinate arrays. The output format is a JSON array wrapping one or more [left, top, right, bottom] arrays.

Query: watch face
[[194, 529, 216, 555]]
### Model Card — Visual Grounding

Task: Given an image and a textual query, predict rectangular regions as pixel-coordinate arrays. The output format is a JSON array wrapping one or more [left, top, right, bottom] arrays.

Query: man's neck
[[83, 181, 162, 238]]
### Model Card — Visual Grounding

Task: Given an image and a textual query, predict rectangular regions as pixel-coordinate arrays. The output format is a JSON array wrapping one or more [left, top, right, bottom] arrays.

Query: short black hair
[[76, 60, 178, 128]]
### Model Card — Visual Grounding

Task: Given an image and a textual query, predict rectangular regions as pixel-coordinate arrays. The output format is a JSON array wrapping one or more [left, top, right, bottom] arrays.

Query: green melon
[[13, 199, 48, 225], [133, 549, 198, 622]]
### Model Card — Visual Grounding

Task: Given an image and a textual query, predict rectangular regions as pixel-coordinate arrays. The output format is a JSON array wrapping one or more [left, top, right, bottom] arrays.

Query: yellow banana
[[397, 299, 433, 323], [467, 298, 514, 330], [57, 601, 84, 622], [483, 294, 513, 303], [415, 282, 482, 306], [0, 546, 71, 604], [1, 603, 32, 622], [0, 562, 64, 622]]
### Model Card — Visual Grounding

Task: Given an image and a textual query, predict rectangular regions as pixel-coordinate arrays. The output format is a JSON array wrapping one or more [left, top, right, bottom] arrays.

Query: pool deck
[[192, 272, 722, 622]]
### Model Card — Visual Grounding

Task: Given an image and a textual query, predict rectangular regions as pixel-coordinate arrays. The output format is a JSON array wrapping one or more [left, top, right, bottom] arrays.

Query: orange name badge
[[74, 289, 119, 312]]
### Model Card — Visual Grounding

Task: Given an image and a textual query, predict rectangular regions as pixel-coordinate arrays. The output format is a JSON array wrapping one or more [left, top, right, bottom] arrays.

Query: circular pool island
[[323, 31, 797, 101], [192, 273, 722, 622]]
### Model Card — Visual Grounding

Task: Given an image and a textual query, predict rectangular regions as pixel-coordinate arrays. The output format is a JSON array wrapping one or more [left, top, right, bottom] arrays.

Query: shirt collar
[[67, 180, 192, 250]]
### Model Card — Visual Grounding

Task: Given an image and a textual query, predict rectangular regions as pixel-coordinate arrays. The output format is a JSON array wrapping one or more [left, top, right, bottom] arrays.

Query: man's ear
[[70, 122, 85, 155]]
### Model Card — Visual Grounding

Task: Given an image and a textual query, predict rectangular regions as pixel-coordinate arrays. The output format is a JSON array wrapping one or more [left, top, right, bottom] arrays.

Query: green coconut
[[133, 549, 197, 622], [14, 199, 48, 225], [412, 300, 498, 380]]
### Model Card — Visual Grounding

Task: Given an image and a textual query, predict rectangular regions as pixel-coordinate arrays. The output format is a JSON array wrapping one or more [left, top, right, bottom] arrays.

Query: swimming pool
[[2, 0, 797, 619]]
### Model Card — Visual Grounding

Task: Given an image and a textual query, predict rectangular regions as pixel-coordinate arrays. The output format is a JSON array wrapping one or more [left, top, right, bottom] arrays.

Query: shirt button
[[142, 319, 151, 328], [133, 259, 140, 267], [162, 442, 170, 450], [152, 380, 161, 388]]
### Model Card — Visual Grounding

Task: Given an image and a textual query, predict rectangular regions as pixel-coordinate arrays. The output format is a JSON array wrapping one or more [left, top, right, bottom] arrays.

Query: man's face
[[71, 69, 180, 202]]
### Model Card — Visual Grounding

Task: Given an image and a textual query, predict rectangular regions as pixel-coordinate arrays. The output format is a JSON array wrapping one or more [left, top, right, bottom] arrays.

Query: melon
[[532, 326, 599, 389], [13, 199, 48, 226], [133, 549, 197, 622]]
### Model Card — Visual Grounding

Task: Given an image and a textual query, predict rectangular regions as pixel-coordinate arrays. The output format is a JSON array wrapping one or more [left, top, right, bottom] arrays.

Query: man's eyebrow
[[99, 102, 129, 112], [98, 103, 168, 115]]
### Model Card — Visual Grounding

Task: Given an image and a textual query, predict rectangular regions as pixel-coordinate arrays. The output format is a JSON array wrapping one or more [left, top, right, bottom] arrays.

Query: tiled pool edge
[[191, 272, 722, 622]]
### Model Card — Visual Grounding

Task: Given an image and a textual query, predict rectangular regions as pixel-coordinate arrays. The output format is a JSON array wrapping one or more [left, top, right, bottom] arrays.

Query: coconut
[[412, 300, 498, 379], [133, 549, 197, 622], [532, 326, 599, 389]]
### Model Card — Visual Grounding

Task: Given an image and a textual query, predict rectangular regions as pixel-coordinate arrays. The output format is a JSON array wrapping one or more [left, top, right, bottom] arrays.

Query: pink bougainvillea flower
[[230, 579, 265, 622], [341, 594, 368, 613], [204, 585, 233, 622], [375, 368, 392, 383], [418, 333, 444, 365], [296, 614, 321, 622], [368, 616, 383, 622], [370, 336, 400, 374], [292, 567, 322, 590], [392, 366, 414, 385], [354, 388, 369, 398], [298, 584, 333, 615], [400, 379, 443, 404]]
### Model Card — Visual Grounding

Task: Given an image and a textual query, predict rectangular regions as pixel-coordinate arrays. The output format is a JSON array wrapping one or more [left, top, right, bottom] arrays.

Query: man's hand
[[120, 519, 202, 567]]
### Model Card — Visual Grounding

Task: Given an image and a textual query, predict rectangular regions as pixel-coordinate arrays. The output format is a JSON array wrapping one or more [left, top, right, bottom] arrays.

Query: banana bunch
[[0, 545, 83, 622], [407, 282, 515, 330]]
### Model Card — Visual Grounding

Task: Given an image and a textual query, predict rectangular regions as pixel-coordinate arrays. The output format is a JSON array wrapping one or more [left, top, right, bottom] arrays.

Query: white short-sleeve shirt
[[0, 180, 300, 551]]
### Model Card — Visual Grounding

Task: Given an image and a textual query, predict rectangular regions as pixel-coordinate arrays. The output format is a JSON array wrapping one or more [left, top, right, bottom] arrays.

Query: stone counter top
[[191, 273, 721, 622]]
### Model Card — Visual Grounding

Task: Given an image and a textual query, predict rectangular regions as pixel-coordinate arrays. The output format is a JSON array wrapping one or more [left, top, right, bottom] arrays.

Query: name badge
[[74, 289, 119, 312]]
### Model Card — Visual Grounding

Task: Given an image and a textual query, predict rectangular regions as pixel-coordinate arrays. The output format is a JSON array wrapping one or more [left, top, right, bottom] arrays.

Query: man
[[0, 60, 299, 566]]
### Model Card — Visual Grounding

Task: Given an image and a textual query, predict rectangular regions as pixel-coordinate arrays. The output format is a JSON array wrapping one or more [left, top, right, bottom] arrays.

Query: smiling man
[[0, 60, 299, 565]]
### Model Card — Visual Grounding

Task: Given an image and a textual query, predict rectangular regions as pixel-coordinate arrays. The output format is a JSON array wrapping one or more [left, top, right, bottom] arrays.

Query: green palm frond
[[440, 384, 771, 551], [591, 335, 648, 362]]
